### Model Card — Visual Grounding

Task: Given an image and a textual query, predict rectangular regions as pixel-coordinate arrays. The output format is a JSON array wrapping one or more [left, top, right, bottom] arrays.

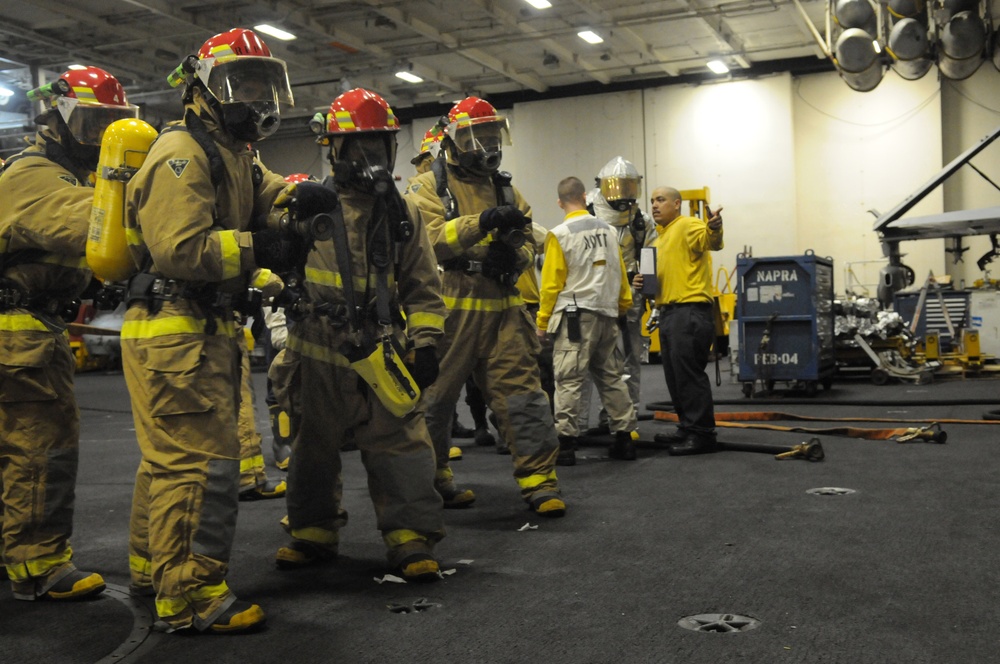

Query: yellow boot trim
[[400, 557, 440, 581], [532, 496, 566, 517], [46, 572, 106, 600], [434, 467, 455, 482], [449, 446, 463, 460], [278, 411, 290, 437], [208, 603, 266, 633], [289, 527, 339, 546], [384, 529, 427, 549], [516, 470, 558, 490]]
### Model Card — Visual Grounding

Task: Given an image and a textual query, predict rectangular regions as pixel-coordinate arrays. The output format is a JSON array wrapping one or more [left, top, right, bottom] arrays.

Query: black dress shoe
[[667, 434, 718, 456], [654, 430, 687, 446]]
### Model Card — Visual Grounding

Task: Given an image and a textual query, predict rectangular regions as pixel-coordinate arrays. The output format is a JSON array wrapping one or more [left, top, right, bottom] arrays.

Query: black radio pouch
[[565, 303, 581, 343]]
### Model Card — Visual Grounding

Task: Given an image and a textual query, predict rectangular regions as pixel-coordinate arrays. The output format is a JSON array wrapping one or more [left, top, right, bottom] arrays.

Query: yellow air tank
[[87, 118, 158, 282]]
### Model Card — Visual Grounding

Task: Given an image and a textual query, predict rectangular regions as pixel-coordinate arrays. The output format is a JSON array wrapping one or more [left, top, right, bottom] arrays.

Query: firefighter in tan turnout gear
[[0, 66, 137, 601], [270, 88, 447, 580], [406, 97, 566, 517], [121, 28, 301, 634]]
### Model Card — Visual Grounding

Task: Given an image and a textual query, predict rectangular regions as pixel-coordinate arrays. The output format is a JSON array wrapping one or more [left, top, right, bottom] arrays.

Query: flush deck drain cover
[[678, 613, 761, 633], [387, 597, 441, 614], [806, 487, 857, 496]]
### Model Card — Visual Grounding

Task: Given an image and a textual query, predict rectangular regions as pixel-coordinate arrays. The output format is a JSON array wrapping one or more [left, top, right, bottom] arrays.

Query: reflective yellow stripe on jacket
[[305, 266, 378, 293], [120, 316, 236, 339], [0, 313, 51, 332], [286, 336, 352, 367], [443, 293, 524, 312], [407, 311, 445, 330], [218, 230, 241, 281]]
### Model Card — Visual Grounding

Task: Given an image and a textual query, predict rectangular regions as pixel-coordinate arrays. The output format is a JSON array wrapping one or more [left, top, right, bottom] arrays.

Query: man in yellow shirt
[[633, 187, 723, 456]]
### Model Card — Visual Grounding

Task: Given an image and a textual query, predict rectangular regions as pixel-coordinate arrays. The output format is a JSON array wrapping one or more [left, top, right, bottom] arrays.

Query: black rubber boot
[[609, 430, 637, 461], [556, 435, 577, 466]]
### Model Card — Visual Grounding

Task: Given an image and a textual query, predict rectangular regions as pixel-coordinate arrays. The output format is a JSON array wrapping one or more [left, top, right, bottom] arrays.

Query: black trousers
[[658, 302, 716, 438]]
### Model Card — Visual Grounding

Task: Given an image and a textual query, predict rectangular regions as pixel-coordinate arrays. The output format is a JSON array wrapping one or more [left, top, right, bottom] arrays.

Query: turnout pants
[[0, 318, 83, 595], [235, 326, 267, 492], [123, 301, 242, 631], [421, 295, 560, 502], [269, 343, 444, 565]]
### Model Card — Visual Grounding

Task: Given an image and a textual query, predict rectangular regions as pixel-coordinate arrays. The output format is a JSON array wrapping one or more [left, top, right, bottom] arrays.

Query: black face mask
[[332, 160, 394, 195], [68, 141, 100, 172], [457, 149, 502, 177], [221, 101, 280, 142], [607, 198, 635, 213], [55, 119, 99, 172]]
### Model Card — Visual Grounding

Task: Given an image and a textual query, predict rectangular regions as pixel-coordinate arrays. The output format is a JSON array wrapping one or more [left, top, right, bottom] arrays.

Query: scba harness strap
[[431, 158, 523, 285]]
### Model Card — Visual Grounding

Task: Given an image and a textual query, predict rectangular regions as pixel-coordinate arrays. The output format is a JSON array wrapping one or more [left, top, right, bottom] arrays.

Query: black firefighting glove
[[409, 346, 439, 389], [481, 240, 520, 287], [252, 229, 306, 273], [274, 180, 340, 220], [478, 205, 528, 235]]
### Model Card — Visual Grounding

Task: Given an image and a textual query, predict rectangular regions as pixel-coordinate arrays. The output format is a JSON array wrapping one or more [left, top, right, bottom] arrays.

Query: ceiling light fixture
[[395, 71, 424, 84], [254, 24, 297, 41], [872, 40, 881, 54], [578, 30, 604, 44], [525, 0, 553, 8], [706, 59, 730, 74]]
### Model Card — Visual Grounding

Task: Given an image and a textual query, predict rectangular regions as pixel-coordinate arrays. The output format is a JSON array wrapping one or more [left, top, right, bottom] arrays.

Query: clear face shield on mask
[[196, 56, 294, 141], [447, 116, 510, 175], [600, 176, 642, 213], [56, 97, 139, 146]]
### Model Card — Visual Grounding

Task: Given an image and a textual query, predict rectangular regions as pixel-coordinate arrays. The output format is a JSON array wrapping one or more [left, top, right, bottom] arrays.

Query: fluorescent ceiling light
[[395, 71, 424, 84], [706, 60, 729, 74], [525, 0, 553, 8], [254, 24, 297, 41], [578, 30, 604, 44], [0, 85, 14, 98], [872, 40, 881, 53]]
